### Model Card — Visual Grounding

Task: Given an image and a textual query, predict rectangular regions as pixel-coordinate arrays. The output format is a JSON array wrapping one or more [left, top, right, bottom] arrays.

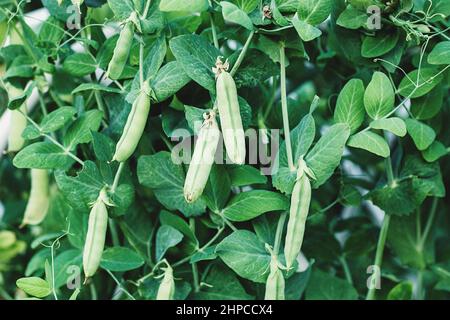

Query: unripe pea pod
[[184, 111, 221, 203], [7, 84, 27, 153], [156, 264, 175, 300], [83, 190, 109, 279], [106, 16, 135, 80], [215, 60, 246, 165], [264, 248, 285, 300], [284, 159, 313, 270], [21, 169, 50, 227], [112, 82, 151, 163]]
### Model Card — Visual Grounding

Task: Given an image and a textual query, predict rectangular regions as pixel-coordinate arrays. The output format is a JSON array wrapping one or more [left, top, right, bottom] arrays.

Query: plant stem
[[340, 256, 353, 285], [279, 44, 295, 172], [142, 0, 152, 18], [139, 41, 145, 88], [106, 269, 136, 300], [273, 212, 287, 255], [230, 31, 255, 77], [90, 283, 98, 300], [419, 197, 438, 249], [210, 13, 219, 49], [111, 162, 125, 193], [109, 218, 120, 247]]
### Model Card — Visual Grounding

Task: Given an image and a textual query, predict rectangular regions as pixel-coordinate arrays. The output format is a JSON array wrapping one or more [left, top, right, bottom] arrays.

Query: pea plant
[[0, 0, 449, 301]]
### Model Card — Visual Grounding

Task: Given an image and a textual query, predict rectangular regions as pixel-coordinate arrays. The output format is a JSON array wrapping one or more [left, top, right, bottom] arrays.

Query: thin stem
[[210, 13, 219, 49], [199, 227, 224, 251], [279, 44, 295, 172], [109, 218, 120, 247], [51, 245, 57, 300], [106, 270, 136, 300], [38, 93, 48, 116], [230, 31, 255, 77], [419, 197, 438, 249], [142, 0, 152, 18], [189, 219, 200, 292], [340, 256, 353, 285], [223, 218, 238, 232], [111, 162, 125, 193], [90, 283, 98, 300], [273, 212, 287, 255], [139, 41, 145, 88]]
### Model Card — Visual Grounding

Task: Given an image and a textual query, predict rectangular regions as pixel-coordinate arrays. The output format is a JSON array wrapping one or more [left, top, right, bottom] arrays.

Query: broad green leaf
[[204, 165, 231, 212], [370, 117, 407, 137], [159, 0, 209, 12], [220, 1, 254, 31], [169, 34, 221, 92], [387, 282, 413, 300], [53, 249, 82, 289], [190, 246, 218, 263], [16, 277, 51, 298], [40, 107, 77, 134], [422, 141, 448, 163], [336, 5, 368, 29], [107, 0, 134, 20], [361, 31, 399, 58], [305, 124, 351, 188], [222, 190, 289, 222], [228, 165, 267, 187], [292, 14, 322, 42], [364, 72, 395, 120], [100, 247, 145, 272], [63, 53, 97, 76], [72, 83, 123, 94], [233, 0, 258, 13], [305, 269, 358, 300], [405, 118, 436, 151], [151, 61, 191, 102], [216, 230, 271, 283], [428, 41, 450, 65], [334, 78, 365, 132], [13, 142, 74, 169], [160, 210, 198, 247], [297, 0, 333, 25], [63, 110, 104, 148], [410, 86, 443, 120], [348, 131, 390, 158], [398, 68, 443, 98], [155, 225, 184, 262], [91, 131, 115, 162]]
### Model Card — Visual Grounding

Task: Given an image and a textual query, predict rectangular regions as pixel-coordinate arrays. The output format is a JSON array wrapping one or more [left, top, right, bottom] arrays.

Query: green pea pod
[[264, 254, 285, 300], [21, 169, 50, 227], [107, 20, 134, 80], [83, 191, 109, 279], [184, 112, 220, 203], [284, 162, 312, 270], [216, 71, 246, 165], [156, 265, 175, 300], [7, 85, 27, 153], [113, 87, 151, 163]]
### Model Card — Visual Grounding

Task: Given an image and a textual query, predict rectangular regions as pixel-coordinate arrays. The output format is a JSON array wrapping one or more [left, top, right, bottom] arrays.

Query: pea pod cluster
[[7, 84, 27, 153], [215, 58, 246, 165], [21, 169, 50, 227], [156, 264, 175, 300], [83, 189, 110, 279], [284, 159, 314, 270], [113, 81, 151, 163], [264, 250, 285, 300], [106, 13, 136, 80], [184, 111, 221, 203]]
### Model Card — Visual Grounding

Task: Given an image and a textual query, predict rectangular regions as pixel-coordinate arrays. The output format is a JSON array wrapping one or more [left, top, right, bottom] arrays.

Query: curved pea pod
[[284, 164, 312, 270], [106, 20, 134, 80], [264, 254, 285, 300], [83, 193, 109, 279], [7, 85, 27, 153], [216, 71, 246, 165], [112, 87, 151, 163], [21, 169, 50, 227], [184, 112, 220, 203], [156, 265, 175, 300]]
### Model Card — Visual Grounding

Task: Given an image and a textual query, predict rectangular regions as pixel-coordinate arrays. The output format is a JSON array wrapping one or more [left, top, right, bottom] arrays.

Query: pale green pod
[[7, 85, 27, 153], [264, 254, 285, 300], [216, 71, 246, 165], [184, 112, 220, 203], [107, 20, 134, 80], [284, 168, 312, 270], [83, 195, 108, 279], [112, 89, 151, 162], [156, 265, 175, 300], [21, 170, 50, 227]]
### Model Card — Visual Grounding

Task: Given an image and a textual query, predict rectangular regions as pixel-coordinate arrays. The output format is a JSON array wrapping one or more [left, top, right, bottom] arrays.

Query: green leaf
[[292, 14, 322, 42], [305, 123, 351, 188], [13, 142, 74, 169], [169, 34, 221, 92], [422, 141, 448, 163], [155, 225, 184, 261], [137, 152, 206, 217], [222, 190, 289, 222], [160, 210, 198, 248], [16, 277, 52, 298], [216, 230, 270, 283], [220, 1, 254, 31], [334, 79, 365, 132], [40, 107, 77, 134], [370, 117, 407, 137], [100, 247, 145, 272], [53, 249, 82, 289], [72, 83, 123, 95], [151, 61, 191, 102], [91, 131, 115, 162], [387, 282, 413, 300], [159, 0, 209, 12], [63, 110, 104, 148], [297, 0, 333, 25], [405, 118, 436, 151], [364, 72, 395, 120], [228, 165, 267, 187], [348, 131, 390, 158], [410, 86, 443, 120], [361, 31, 399, 58], [204, 165, 231, 212], [107, 0, 134, 21], [305, 269, 358, 300], [336, 5, 368, 29], [398, 68, 443, 98], [63, 53, 97, 76], [428, 41, 450, 65]]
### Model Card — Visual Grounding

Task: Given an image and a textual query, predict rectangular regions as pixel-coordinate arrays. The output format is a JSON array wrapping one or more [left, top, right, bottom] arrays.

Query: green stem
[[273, 212, 287, 255], [230, 31, 255, 77], [111, 162, 125, 193], [419, 197, 438, 249], [139, 41, 145, 88], [90, 283, 98, 300], [210, 13, 219, 49], [109, 218, 120, 247], [142, 0, 152, 18], [106, 270, 135, 300], [340, 256, 353, 285], [279, 44, 295, 172]]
